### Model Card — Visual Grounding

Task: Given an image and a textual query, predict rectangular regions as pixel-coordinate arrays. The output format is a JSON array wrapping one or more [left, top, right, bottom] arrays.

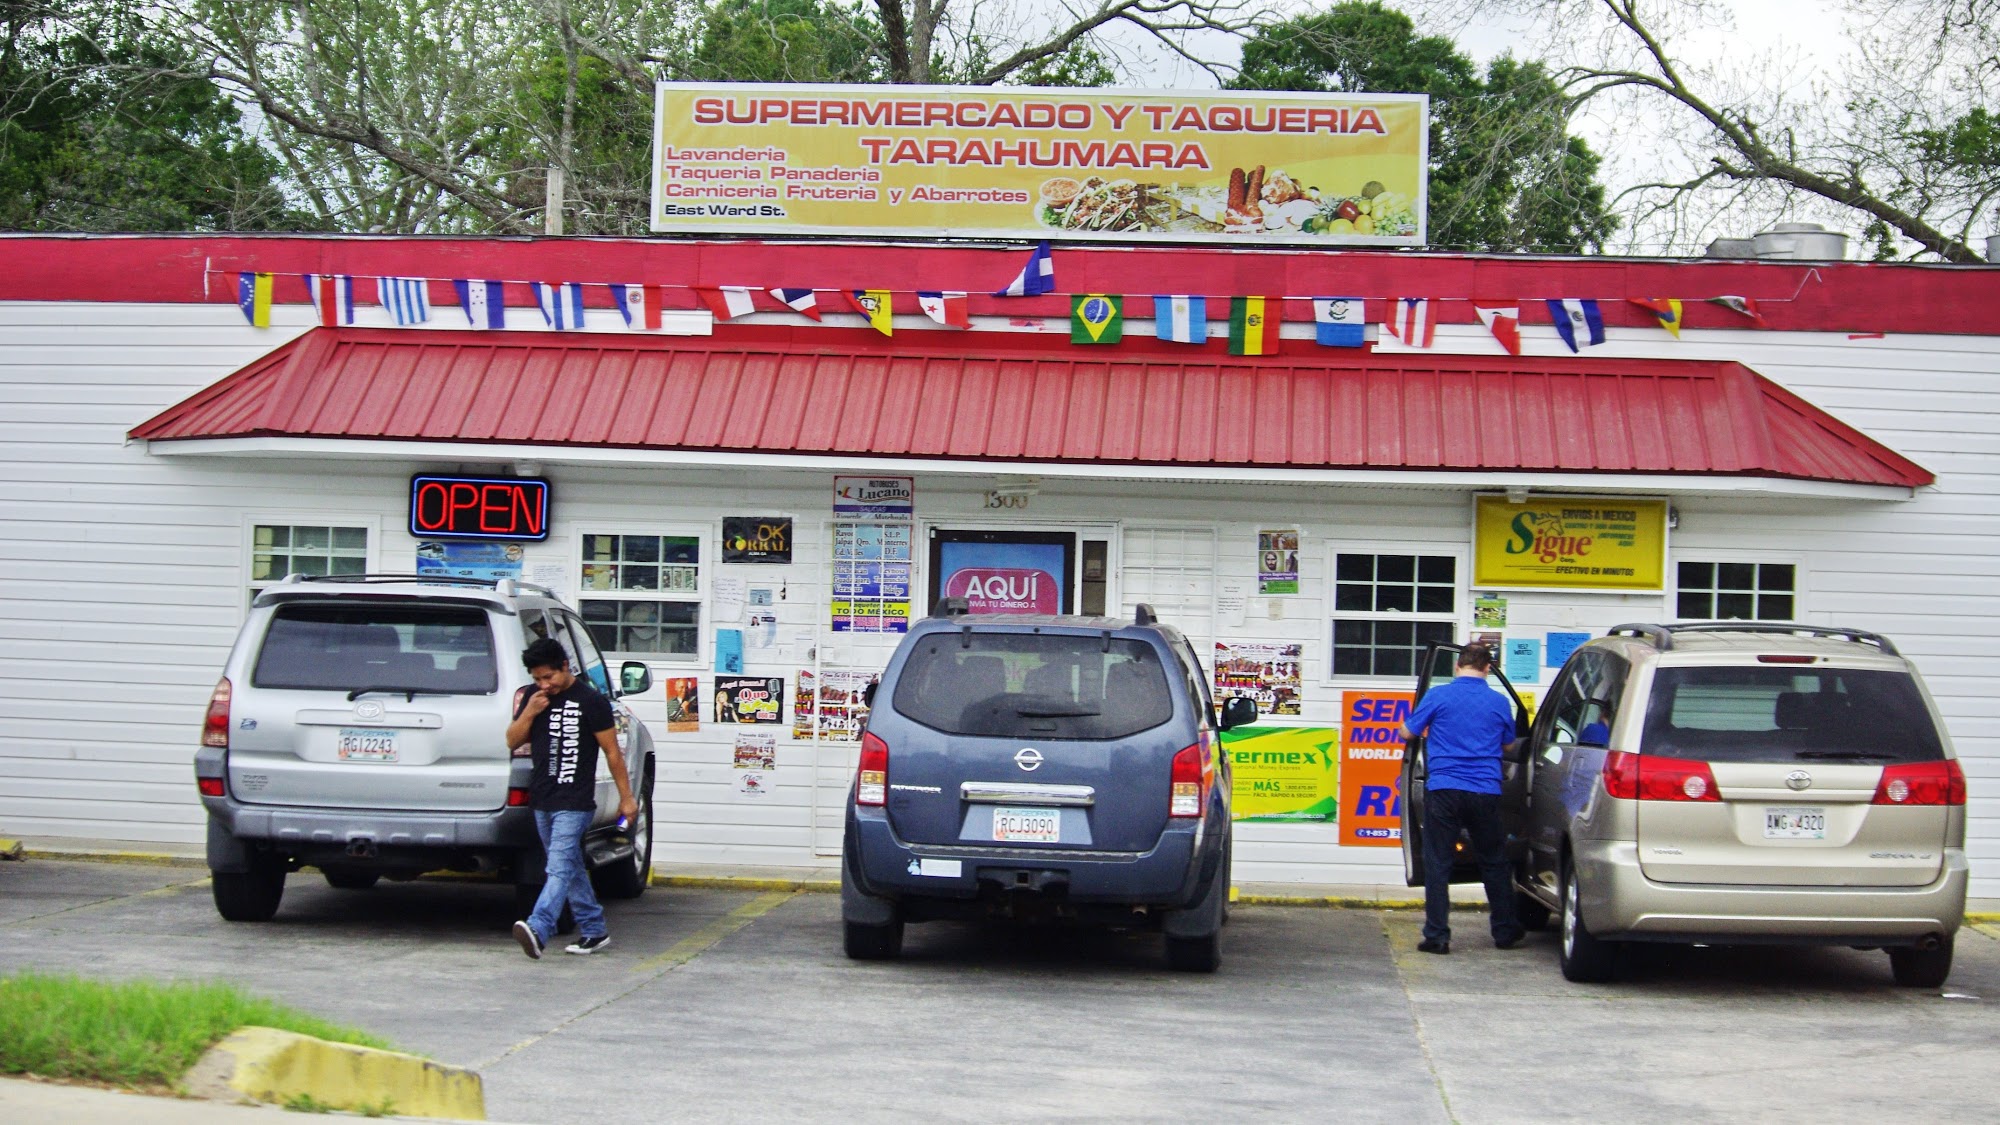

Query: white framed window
[[1330, 546, 1465, 678], [244, 516, 378, 607], [1673, 558, 1798, 621], [576, 528, 705, 661]]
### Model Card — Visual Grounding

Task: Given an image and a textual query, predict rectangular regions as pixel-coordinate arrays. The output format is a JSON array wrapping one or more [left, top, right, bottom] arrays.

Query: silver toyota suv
[[1403, 623, 1967, 987], [195, 575, 657, 922]]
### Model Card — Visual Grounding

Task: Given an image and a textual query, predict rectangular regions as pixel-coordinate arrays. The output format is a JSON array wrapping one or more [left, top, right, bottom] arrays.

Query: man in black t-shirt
[[506, 638, 637, 959]]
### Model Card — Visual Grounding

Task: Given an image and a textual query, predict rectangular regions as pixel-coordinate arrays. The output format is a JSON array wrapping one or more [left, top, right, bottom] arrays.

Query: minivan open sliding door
[[1399, 643, 1533, 887]]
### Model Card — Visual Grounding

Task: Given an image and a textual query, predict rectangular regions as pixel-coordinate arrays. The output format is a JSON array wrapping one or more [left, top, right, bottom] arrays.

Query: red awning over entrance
[[130, 326, 1932, 488]]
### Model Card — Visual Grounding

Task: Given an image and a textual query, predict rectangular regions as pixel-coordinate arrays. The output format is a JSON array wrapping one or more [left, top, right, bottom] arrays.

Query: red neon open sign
[[409, 476, 550, 541]]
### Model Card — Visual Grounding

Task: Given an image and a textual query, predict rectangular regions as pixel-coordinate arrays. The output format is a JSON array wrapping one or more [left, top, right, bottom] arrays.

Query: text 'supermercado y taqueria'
[[4, 234, 1998, 897]]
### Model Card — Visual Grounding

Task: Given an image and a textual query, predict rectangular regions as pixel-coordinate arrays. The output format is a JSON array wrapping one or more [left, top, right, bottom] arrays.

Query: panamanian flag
[[531, 282, 587, 330], [1547, 298, 1605, 352], [770, 288, 820, 320], [452, 279, 504, 329], [992, 241, 1055, 296], [378, 277, 431, 325], [1153, 296, 1207, 344], [308, 274, 356, 327], [1311, 297, 1366, 347], [917, 291, 970, 329]]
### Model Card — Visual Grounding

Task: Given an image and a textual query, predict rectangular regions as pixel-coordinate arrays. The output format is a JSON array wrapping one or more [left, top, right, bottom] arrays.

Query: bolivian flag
[[1229, 296, 1279, 355], [847, 289, 893, 336], [1071, 294, 1123, 344]]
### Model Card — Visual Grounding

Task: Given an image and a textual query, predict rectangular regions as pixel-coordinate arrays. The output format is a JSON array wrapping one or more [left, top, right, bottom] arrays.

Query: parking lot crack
[[1380, 912, 1459, 1125], [474, 890, 794, 1070], [4, 875, 212, 925]]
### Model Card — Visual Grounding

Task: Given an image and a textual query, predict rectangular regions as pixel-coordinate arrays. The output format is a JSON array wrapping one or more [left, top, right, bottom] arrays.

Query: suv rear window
[[1642, 666, 1942, 763], [892, 633, 1174, 740], [254, 604, 498, 694]]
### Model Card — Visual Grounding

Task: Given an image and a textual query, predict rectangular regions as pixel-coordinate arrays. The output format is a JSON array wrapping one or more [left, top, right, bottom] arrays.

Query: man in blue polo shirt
[[1402, 643, 1523, 954]]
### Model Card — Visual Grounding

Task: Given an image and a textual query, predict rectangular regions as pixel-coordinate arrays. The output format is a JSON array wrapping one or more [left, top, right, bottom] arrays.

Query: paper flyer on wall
[[733, 730, 777, 798], [793, 669, 873, 741], [715, 675, 783, 723], [1214, 641, 1303, 715], [664, 677, 700, 732], [831, 522, 912, 633], [1257, 530, 1299, 594]]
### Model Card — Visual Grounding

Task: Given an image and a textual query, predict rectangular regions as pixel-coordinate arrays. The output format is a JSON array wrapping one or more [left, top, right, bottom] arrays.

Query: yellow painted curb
[[0, 838, 23, 861], [184, 1026, 484, 1120], [654, 873, 840, 893]]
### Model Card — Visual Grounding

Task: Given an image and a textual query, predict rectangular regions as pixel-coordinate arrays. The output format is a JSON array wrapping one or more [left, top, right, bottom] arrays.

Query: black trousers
[[1421, 787, 1521, 944]]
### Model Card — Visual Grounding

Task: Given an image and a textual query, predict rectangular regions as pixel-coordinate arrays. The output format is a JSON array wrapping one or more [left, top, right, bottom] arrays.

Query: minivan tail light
[[1602, 751, 1720, 802], [1170, 733, 1214, 818], [202, 678, 232, 749], [856, 732, 889, 806], [506, 787, 530, 807], [1872, 760, 1966, 807]]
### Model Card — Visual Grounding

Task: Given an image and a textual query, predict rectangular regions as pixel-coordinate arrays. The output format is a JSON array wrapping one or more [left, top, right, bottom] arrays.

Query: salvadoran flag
[[308, 274, 356, 327], [237, 272, 272, 328], [531, 282, 587, 330], [1385, 298, 1435, 348], [1153, 295, 1207, 344], [992, 241, 1055, 296], [609, 283, 663, 330], [770, 288, 820, 320], [378, 277, 430, 325], [1547, 298, 1605, 352], [1473, 305, 1521, 355], [1311, 297, 1365, 347], [916, 291, 969, 329], [697, 286, 758, 320], [453, 279, 504, 330]]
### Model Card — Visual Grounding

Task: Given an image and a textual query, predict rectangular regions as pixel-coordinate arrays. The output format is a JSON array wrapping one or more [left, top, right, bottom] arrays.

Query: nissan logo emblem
[[1014, 748, 1044, 772], [354, 700, 385, 720], [1786, 770, 1813, 791]]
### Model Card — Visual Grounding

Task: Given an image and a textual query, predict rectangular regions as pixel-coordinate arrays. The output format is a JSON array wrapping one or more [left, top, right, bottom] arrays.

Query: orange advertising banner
[[651, 83, 1429, 245], [1339, 690, 1414, 847]]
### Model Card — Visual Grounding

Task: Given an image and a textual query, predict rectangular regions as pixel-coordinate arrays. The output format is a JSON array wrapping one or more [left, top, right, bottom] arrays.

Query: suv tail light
[[506, 787, 530, 807], [1872, 760, 1966, 806], [1170, 731, 1215, 818], [197, 778, 225, 798], [856, 732, 888, 806], [202, 677, 232, 749], [1602, 751, 1721, 802]]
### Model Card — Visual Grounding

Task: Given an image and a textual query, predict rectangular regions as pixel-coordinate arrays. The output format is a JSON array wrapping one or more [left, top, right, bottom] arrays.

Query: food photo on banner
[[1257, 530, 1299, 594], [1220, 725, 1339, 821], [1337, 691, 1414, 846], [1213, 641, 1303, 716], [930, 530, 1074, 614], [715, 675, 784, 724], [721, 517, 793, 563], [664, 677, 700, 732], [651, 85, 1427, 245]]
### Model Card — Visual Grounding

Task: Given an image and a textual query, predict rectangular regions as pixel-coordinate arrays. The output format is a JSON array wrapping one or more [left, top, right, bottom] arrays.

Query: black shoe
[[1494, 932, 1525, 950], [512, 920, 544, 960], [565, 934, 611, 955], [1418, 939, 1450, 955]]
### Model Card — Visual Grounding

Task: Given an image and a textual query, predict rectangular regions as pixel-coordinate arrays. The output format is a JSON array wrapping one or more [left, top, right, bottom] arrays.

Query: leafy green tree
[[0, 1, 308, 231], [688, 0, 880, 83], [1231, 1, 1615, 252]]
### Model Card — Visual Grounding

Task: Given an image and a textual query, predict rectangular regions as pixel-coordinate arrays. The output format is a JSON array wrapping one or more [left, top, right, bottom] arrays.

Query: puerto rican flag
[[1473, 305, 1521, 355], [308, 274, 356, 327], [452, 279, 505, 330], [530, 282, 587, 330], [697, 286, 758, 320], [1385, 298, 1435, 348], [770, 288, 820, 320], [1546, 298, 1606, 352], [916, 291, 970, 329]]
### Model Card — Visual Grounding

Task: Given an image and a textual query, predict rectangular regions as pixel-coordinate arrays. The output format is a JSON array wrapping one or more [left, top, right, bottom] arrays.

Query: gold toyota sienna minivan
[[1401, 623, 1967, 986]]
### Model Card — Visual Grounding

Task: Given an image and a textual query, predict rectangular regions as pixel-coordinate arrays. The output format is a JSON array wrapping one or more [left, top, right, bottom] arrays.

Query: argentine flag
[[1153, 296, 1207, 343]]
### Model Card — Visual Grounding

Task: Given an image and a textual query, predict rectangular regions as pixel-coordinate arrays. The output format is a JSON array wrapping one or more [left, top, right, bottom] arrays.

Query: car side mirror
[[619, 661, 652, 697], [1219, 696, 1259, 731]]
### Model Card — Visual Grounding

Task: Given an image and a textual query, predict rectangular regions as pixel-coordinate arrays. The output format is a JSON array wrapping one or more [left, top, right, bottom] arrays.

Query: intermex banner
[[651, 84, 1428, 245]]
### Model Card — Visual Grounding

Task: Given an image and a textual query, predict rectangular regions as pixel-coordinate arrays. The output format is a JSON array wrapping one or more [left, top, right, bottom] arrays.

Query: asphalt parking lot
[[3, 859, 1998, 1124]]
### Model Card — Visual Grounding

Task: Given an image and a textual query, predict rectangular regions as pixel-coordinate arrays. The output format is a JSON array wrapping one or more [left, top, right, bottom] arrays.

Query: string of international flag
[[238, 241, 1775, 356]]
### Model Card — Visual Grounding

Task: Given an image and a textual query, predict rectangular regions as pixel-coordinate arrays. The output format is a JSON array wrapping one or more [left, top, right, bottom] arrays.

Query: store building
[[3, 234, 1996, 895]]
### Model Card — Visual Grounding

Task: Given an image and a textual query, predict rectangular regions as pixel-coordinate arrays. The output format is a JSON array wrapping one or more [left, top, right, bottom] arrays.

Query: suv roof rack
[[278, 573, 557, 598], [1608, 621, 1900, 656], [1133, 603, 1157, 626]]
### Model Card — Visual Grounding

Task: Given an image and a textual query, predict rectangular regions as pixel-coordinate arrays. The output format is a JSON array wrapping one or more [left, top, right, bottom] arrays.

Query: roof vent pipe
[[1753, 222, 1847, 261], [1987, 234, 2000, 263]]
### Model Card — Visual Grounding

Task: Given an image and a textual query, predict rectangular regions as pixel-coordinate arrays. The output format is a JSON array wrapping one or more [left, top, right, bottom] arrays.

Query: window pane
[[1335, 584, 1371, 611], [1336, 554, 1374, 582], [622, 536, 660, 563], [660, 602, 701, 625], [581, 601, 618, 622], [1678, 591, 1713, 618], [1759, 564, 1795, 592], [1374, 584, 1414, 612], [583, 535, 618, 562], [1415, 585, 1453, 613], [256, 526, 282, 549], [296, 526, 330, 550], [1334, 620, 1371, 645], [1377, 620, 1414, 648], [253, 554, 283, 581], [332, 527, 368, 552], [1678, 561, 1713, 589], [1334, 648, 1372, 676], [294, 555, 329, 576], [586, 623, 618, 652], [1716, 562, 1757, 591], [331, 556, 366, 575], [1417, 556, 1454, 583], [662, 565, 699, 593], [620, 565, 659, 590], [1375, 648, 1413, 678], [662, 537, 699, 565], [581, 564, 616, 591], [1715, 592, 1755, 619], [618, 602, 660, 625], [1377, 555, 1415, 584], [1757, 594, 1794, 621], [1415, 621, 1455, 647]]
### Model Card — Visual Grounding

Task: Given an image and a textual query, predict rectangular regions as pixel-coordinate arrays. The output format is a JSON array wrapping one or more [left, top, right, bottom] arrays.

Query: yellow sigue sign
[[651, 83, 1429, 245], [1473, 496, 1669, 592]]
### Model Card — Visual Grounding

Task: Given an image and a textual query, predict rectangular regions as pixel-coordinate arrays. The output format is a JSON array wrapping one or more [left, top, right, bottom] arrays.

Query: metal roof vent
[[1753, 223, 1847, 261]]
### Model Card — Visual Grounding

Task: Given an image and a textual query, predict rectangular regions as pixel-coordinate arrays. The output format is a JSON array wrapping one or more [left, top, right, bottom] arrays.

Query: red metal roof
[[130, 326, 1933, 488]]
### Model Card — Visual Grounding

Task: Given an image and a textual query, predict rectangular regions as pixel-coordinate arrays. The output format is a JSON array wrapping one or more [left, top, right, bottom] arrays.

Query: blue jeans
[[528, 808, 607, 943], [1421, 788, 1521, 945]]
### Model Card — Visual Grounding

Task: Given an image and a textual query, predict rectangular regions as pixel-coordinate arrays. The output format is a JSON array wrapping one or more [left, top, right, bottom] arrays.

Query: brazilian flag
[[1071, 294, 1123, 344]]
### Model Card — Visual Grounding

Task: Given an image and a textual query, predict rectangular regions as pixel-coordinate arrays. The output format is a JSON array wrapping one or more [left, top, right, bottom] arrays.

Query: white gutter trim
[[136, 435, 1917, 501]]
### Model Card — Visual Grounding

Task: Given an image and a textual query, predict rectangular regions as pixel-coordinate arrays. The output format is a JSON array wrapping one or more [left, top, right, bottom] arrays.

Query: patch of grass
[[0, 973, 392, 1089]]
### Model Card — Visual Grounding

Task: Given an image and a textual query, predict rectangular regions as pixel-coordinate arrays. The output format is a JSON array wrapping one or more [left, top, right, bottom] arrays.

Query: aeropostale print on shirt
[[520, 682, 615, 811]]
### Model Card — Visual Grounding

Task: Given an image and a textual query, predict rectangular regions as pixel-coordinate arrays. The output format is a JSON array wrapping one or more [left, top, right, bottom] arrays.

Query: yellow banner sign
[[1222, 725, 1339, 821], [651, 84, 1428, 245], [1473, 496, 1668, 591]]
